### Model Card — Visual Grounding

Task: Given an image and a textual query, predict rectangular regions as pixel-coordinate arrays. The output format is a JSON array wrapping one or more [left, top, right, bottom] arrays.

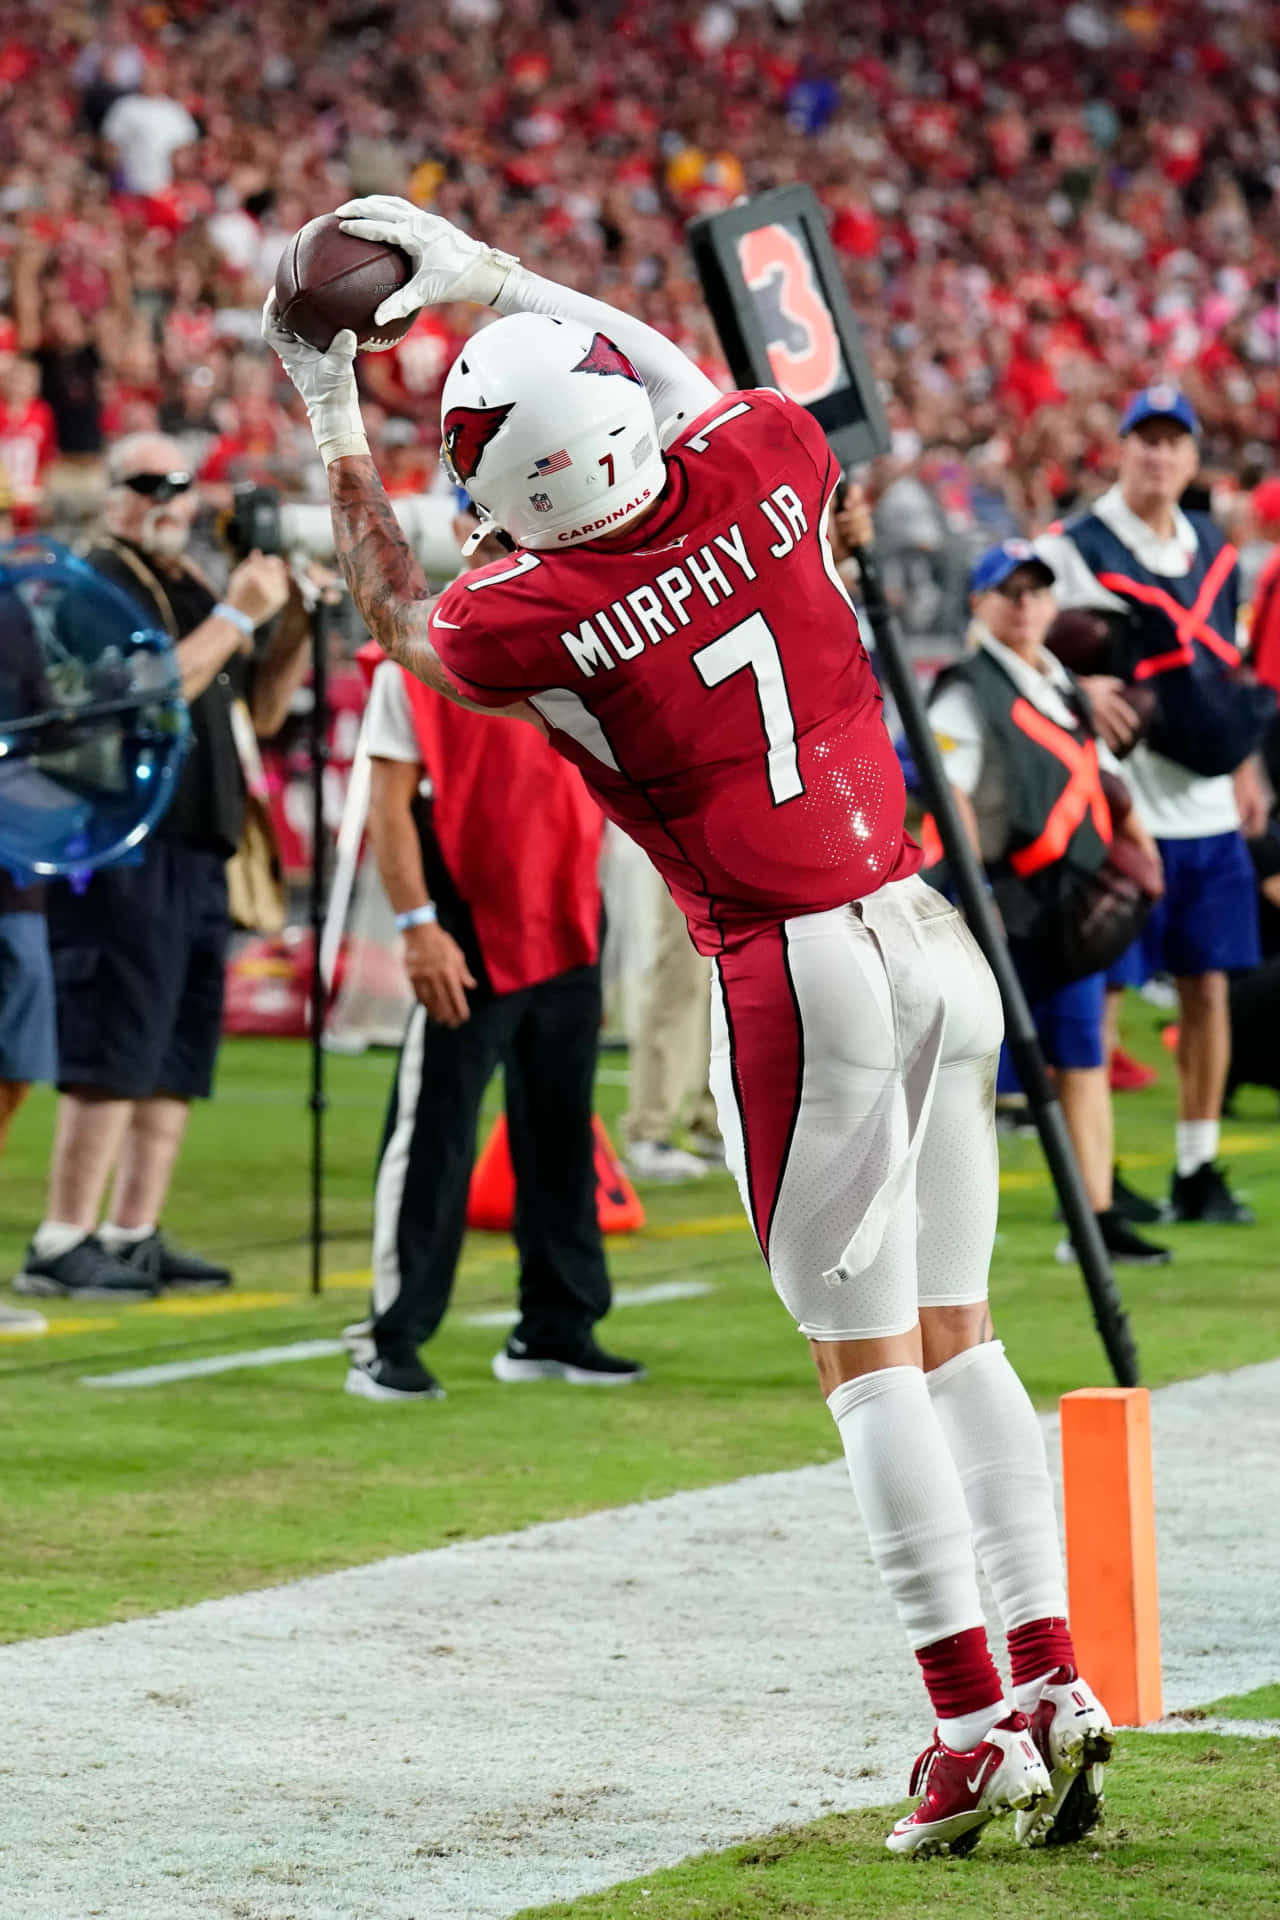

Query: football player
[[264, 197, 1113, 1856]]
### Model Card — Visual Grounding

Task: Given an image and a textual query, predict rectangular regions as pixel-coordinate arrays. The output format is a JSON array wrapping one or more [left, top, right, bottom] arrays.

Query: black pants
[[369, 964, 610, 1358], [46, 837, 229, 1100]]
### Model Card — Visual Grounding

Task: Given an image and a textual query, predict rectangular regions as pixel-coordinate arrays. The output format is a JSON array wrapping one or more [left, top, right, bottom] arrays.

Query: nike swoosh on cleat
[[965, 1769, 989, 1793]]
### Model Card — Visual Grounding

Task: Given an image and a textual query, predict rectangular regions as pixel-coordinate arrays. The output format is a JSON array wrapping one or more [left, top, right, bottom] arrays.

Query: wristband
[[395, 903, 438, 932], [213, 601, 255, 638]]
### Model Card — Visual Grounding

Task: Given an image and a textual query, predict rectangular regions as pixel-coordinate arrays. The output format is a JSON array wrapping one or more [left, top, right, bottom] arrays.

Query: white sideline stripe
[[14, 1358, 1277, 1920], [80, 1281, 714, 1387]]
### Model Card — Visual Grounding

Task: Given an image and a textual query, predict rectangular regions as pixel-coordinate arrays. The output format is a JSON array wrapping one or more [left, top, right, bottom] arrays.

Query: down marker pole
[[1060, 1388, 1162, 1725]]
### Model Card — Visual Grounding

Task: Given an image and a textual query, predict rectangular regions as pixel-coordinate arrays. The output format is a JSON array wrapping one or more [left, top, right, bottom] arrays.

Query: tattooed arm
[[263, 295, 540, 722], [327, 456, 544, 727], [327, 455, 448, 686]]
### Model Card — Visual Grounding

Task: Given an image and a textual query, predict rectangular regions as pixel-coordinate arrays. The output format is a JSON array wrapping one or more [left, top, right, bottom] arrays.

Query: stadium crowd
[[4, 0, 1280, 539]]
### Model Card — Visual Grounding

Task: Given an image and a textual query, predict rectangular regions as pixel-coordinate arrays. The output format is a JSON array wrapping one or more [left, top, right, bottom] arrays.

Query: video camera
[[221, 483, 284, 561]]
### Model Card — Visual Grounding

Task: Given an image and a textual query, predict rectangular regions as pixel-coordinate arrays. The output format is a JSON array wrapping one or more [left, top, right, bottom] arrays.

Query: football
[[273, 213, 418, 353]]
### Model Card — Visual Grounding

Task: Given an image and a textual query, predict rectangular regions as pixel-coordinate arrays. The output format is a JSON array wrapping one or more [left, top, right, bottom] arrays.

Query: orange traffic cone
[[466, 1114, 518, 1231], [591, 1115, 645, 1232], [465, 1113, 646, 1234]]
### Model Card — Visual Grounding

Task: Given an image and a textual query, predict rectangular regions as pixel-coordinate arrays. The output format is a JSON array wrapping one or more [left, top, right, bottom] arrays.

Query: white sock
[[827, 1364, 987, 1650], [1014, 1666, 1062, 1716], [1176, 1120, 1218, 1178], [99, 1221, 155, 1251], [938, 1705, 1005, 1753], [926, 1340, 1068, 1632], [32, 1221, 89, 1260]]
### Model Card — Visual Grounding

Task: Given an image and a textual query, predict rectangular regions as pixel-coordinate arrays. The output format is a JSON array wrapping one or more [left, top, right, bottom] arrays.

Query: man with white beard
[[15, 433, 301, 1303]]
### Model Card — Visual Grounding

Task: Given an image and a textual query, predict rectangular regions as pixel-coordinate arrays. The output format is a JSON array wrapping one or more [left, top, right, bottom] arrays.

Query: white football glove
[[261, 294, 368, 467], [336, 195, 518, 326]]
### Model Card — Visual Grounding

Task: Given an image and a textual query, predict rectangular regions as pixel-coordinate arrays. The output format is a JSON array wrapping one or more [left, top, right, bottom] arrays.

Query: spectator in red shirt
[[0, 356, 57, 523], [1246, 479, 1280, 699]]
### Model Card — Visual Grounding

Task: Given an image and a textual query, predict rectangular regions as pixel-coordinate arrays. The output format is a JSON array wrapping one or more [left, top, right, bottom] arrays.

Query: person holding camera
[[15, 431, 309, 1302], [1034, 389, 1274, 1224]]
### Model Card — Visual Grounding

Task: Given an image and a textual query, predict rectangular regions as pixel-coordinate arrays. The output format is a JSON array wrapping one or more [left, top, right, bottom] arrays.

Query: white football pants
[[710, 875, 1003, 1339]]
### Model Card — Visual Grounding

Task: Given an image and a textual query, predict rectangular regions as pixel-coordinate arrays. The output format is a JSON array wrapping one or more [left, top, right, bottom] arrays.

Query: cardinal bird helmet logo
[[442, 402, 515, 485], [573, 333, 644, 384]]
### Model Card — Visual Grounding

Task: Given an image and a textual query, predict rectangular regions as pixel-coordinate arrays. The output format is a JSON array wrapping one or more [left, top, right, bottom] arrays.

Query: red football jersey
[[428, 388, 921, 953]]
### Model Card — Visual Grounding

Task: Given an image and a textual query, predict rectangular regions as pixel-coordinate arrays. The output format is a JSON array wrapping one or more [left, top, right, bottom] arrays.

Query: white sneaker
[[1015, 1668, 1115, 1846], [342, 1318, 376, 1363], [0, 1300, 48, 1336], [625, 1139, 708, 1182], [683, 1131, 726, 1166]]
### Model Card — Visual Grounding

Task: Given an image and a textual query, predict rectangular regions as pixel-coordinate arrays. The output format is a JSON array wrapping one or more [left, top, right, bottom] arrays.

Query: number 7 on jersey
[[692, 611, 805, 806]]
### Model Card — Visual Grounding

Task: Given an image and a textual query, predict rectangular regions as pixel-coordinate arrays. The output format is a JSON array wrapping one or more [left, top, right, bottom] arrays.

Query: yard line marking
[[82, 1340, 346, 1388], [80, 1282, 715, 1387], [460, 1279, 713, 1327]]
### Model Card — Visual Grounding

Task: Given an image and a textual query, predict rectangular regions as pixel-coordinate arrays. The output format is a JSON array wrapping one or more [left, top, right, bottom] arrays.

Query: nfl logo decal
[[530, 491, 554, 513]]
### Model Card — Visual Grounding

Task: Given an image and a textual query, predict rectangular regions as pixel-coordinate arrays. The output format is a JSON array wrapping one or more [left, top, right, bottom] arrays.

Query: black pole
[[308, 600, 328, 1297], [852, 542, 1141, 1388]]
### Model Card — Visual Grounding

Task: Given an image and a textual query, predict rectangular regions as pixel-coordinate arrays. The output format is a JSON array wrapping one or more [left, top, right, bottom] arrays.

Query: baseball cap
[[1250, 477, 1280, 525], [969, 540, 1056, 596], [1118, 385, 1199, 437]]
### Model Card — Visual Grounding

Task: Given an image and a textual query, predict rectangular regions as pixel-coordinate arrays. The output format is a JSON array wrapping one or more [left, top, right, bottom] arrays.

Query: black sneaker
[[1055, 1209, 1172, 1267], [14, 1234, 161, 1301], [344, 1353, 446, 1402], [1111, 1168, 1167, 1225], [115, 1230, 232, 1293], [492, 1334, 647, 1385], [1168, 1162, 1255, 1225]]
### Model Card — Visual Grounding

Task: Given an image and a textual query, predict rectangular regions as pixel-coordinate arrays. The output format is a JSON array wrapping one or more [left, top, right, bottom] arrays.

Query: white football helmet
[[439, 312, 667, 551]]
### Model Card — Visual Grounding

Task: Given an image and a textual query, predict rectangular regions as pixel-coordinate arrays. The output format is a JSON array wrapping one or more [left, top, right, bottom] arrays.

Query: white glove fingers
[[335, 195, 414, 222], [331, 329, 359, 361], [338, 219, 404, 247], [373, 290, 419, 327]]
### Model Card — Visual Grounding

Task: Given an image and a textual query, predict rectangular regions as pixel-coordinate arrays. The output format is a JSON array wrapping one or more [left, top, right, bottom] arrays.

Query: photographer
[[15, 432, 308, 1303]]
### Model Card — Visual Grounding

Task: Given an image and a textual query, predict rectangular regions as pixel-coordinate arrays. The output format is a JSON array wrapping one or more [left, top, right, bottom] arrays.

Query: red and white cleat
[[885, 1712, 1051, 1857], [1015, 1667, 1116, 1847]]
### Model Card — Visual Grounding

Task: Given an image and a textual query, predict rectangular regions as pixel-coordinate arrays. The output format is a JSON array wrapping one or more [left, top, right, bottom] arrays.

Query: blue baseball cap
[[969, 540, 1056, 596], [1118, 385, 1199, 437]]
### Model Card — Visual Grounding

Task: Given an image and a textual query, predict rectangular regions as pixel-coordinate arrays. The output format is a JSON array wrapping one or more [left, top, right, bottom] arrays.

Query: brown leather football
[[1045, 608, 1110, 675], [274, 214, 417, 353]]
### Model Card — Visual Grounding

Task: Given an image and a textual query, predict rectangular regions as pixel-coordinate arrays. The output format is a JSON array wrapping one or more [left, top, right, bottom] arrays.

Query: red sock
[[915, 1625, 1004, 1723], [1008, 1615, 1077, 1688]]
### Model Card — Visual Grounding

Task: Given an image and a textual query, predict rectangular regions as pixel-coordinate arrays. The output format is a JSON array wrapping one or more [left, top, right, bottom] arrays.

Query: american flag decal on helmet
[[533, 449, 572, 474], [573, 333, 644, 383]]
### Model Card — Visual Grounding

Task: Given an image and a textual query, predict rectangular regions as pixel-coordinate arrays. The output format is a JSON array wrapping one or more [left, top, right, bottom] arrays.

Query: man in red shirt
[[346, 504, 639, 1401], [265, 200, 1112, 1857]]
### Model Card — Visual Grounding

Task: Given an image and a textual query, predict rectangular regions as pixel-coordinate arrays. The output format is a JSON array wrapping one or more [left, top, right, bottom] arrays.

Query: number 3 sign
[[688, 186, 891, 468]]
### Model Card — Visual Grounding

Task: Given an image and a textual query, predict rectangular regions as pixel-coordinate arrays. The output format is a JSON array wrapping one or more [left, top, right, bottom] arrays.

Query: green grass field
[[516, 1725, 1280, 1919], [1, 1000, 1278, 1644], [2, 999, 1277, 1915]]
